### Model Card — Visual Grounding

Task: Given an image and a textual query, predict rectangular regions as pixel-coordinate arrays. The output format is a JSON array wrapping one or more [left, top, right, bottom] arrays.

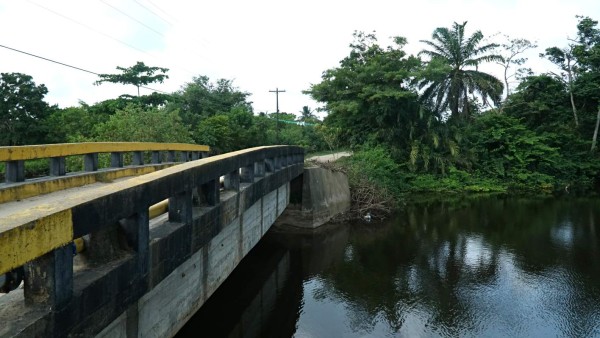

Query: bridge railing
[[0, 142, 210, 203], [0, 145, 303, 331]]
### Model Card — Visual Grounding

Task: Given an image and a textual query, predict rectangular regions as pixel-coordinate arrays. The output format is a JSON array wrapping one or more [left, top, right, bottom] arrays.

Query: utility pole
[[269, 88, 286, 143]]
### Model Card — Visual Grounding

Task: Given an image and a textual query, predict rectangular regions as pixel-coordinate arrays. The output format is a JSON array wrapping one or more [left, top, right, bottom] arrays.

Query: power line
[[133, 0, 173, 27], [27, 0, 198, 77], [0, 44, 168, 94], [0, 44, 97, 75], [144, 0, 178, 23], [99, 0, 166, 37], [131, 0, 215, 58], [28, 0, 154, 59], [99, 0, 216, 67]]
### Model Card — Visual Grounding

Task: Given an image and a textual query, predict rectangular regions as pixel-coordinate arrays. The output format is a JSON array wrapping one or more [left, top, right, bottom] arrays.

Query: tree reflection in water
[[301, 196, 600, 337], [177, 196, 600, 337]]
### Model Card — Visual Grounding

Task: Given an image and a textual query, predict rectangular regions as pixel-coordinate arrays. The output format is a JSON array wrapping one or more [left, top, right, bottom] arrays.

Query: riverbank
[[313, 147, 598, 221]]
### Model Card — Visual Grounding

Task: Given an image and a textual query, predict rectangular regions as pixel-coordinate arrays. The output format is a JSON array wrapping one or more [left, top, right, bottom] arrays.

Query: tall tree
[[298, 106, 318, 123], [495, 36, 537, 98], [572, 16, 600, 150], [542, 45, 580, 127], [419, 21, 504, 118], [0, 73, 52, 145], [170, 76, 251, 131], [307, 31, 422, 146], [95, 61, 169, 96]]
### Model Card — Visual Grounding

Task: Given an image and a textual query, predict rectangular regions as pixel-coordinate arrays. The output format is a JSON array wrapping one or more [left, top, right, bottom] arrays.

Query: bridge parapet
[[0, 142, 210, 203], [0, 145, 304, 337]]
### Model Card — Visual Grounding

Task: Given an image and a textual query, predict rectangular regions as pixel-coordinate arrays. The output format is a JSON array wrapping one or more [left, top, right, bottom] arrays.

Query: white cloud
[[0, 0, 598, 116]]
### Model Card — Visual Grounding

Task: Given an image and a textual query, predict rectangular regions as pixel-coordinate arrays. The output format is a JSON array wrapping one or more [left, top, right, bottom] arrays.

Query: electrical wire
[[0, 44, 168, 94], [27, 0, 200, 77], [28, 1, 155, 59], [99, 0, 165, 38], [133, 0, 173, 27], [144, 0, 178, 24], [99, 0, 215, 66], [131, 0, 213, 54]]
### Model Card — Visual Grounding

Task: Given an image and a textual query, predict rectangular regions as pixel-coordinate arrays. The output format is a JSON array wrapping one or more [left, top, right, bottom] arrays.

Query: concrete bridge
[[0, 142, 304, 337]]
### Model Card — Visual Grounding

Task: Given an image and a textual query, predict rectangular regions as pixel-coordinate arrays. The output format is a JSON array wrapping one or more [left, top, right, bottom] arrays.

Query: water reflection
[[178, 196, 600, 337]]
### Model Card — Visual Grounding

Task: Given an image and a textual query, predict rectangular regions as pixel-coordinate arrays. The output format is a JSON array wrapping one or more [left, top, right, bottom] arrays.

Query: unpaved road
[[307, 151, 352, 163]]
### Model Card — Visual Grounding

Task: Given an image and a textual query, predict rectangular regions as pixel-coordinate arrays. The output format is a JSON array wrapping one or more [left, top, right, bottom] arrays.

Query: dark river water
[[177, 196, 600, 337]]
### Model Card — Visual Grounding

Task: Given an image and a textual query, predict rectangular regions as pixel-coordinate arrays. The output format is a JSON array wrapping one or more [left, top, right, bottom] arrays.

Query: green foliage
[[95, 61, 169, 96], [504, 75, 571, 132], [94, 104, 192, 143], [419, 21, 504, 118], [45, 106, 108, 143], [0, 73, 52, 145], [195, 115, 233, 152], [307, 31, 422, 147], [462, 112, 597, 192], [171, 76, 252, 132], [344, 146, 404, 199]]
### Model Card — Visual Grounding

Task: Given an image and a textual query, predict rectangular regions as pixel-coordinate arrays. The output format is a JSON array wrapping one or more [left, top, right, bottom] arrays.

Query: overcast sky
[[0, 0, 598, 118]]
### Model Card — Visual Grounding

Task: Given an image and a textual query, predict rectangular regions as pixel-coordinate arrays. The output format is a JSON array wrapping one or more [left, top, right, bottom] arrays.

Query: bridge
[[0, 142, 304, 337]]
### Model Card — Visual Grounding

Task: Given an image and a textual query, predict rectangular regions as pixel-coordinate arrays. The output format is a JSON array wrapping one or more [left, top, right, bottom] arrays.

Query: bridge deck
[[0, 178, 129, 226], [0, 145, 304, 338]]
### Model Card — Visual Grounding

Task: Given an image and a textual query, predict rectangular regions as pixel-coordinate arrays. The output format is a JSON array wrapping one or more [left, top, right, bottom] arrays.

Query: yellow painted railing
[[0, 142, 209, 162], [0, 142, 210, 203], [0, 145, 303, 275]]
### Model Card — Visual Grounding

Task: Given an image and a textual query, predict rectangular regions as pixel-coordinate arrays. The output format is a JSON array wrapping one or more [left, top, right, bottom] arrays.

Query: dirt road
[[307, 151, 352, 163]]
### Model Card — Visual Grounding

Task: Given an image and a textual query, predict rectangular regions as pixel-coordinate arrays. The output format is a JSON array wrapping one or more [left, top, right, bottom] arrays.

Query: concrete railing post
[[169, 190, 193, 224], [283, 154, 290, 167], [24, 245, 73, 308], [50, 157, 66, 176], [179, 151, 188, 162], [191, 152, 200, 161], [224, 170, 240, 191], [240, 164, 254, 183], [265, 158, 275, 173], [6, 160, 25, 183], [254, 160, 265, 178], [111, 152, 124, 168], [201, 152, 209, 159], [167, 151, 176, 163], [200, 179, 220, 206], [84, 153, 98, 171], [151, 151, 161, 164], [133, 151, 144, 166], [120, 210, 150, 280], [275, 156, 282, 170]]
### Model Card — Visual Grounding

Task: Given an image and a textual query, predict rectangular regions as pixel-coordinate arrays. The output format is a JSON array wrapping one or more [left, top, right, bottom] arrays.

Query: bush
[[94, 104, 193, 143]]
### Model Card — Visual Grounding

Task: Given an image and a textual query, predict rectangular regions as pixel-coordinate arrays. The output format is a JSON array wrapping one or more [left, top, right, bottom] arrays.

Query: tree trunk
[[567, 66, 579, 127], [591, 105, 600, 151], [504, 65, 510, 98]]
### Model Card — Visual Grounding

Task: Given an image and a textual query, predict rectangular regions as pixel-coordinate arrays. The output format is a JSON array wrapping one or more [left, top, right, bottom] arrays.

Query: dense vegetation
[[307, 17, 600, 198], [1, 17, 599, 200]]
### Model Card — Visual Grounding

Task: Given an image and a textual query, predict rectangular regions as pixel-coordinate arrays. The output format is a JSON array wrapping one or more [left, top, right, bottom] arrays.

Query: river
[[177, 195, 600, 337]]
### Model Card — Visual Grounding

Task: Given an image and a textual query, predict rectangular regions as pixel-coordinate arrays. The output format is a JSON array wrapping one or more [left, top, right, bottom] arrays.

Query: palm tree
[[298, 106, 317, 122], [419, 21, 504, 118]]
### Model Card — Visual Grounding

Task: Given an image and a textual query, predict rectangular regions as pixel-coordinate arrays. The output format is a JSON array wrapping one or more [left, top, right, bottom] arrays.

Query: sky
[[0, 0, 598, 118]]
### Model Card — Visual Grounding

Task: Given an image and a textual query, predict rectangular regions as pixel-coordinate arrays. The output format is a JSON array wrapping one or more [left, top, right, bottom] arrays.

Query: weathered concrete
[[0, 145, 303, 338], [276, 166, 350, 229], [98, 181, 289, 338]]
